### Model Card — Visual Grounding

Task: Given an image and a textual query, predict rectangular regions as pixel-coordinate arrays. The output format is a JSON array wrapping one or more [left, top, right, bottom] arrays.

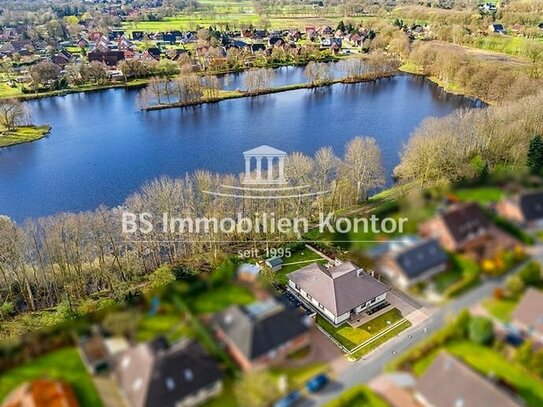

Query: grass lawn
[[276, 249, 326, 284], [270, 362, 327, 389], [317, 308, 406, 353], [434, 254, 481, 297], [202, 377, 238, 407], [324, 384, 390, 407], [455, 186, 503, 204], [482, 297, 518, 322], [186, 284, 256, 314], [135, 312, 192, 343], [0, 347, 103, 407], [0, 125, 51, 148]]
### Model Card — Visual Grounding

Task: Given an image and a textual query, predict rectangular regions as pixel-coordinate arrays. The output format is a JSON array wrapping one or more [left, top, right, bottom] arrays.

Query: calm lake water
[[0, 72, 480, 222]]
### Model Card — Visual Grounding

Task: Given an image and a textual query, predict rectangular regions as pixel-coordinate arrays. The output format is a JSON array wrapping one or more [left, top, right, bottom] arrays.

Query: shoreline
[[0, 125, 52, 148], [144, 71, 398, 111]]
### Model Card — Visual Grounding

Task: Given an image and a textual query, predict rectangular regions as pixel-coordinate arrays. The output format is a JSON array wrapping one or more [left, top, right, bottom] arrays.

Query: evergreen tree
[[527, 135, 543, 174]]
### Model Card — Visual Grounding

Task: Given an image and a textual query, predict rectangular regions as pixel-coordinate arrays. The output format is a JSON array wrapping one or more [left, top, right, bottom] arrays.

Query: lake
[[0, 72, 480, 222]]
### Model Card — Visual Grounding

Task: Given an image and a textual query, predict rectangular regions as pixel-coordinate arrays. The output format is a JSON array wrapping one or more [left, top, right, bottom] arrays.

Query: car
[[274, 391, 301, 407], [305, 374, 329, 393]]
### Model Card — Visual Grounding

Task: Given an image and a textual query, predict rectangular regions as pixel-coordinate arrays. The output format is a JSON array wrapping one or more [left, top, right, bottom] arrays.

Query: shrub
[[519, 261, 541, 287], [468, 316, 494, 345]]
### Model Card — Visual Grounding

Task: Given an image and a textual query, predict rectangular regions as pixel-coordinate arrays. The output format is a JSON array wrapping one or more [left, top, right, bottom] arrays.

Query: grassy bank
[[0, 125, 51, 148]]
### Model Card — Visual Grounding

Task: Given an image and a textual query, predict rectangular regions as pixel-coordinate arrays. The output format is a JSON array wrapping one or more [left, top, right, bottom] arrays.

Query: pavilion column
[[267, 156, 274, 180], [278, 157, 285, 181], [244, 157, 251, 181], [255, 157, 262, 180]]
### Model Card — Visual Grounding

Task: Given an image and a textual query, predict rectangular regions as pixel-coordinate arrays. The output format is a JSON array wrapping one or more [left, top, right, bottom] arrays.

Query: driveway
[[300, 252, 542, 406]]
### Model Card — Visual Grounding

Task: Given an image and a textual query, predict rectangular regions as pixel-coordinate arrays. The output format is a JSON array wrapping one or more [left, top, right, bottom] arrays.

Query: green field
[[482, 297, 518, 322], [187, 284, 256, 314], [0, 125, 51, 148], [324, 384, 390, 407], [0, 348, 103, 407]]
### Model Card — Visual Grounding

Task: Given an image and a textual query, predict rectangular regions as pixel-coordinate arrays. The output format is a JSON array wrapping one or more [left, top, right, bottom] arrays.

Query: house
[[88, 49, 125, 66], [497, 190, 543, 227], [131, 31, 145, 41], [539, 22, 543, 30], [375, 238, 449, 289], [249, 43, 266, 53], [213, 298, 311, 371], [265, 256, 283, 271], [146, 47, 161, 60], [511, 287, 543, 343], [236, 263, 262, 282], [416, 352, 521, 407], [480, 2, 497, 13], [419, 202, 517, 259], [268, 36, 283, 47], [1, 380, 80, 407], [77, 38, 89, 48], [114, 338, 223, 407], [287, 261, 390, 325], [489, 24, 506, 34]]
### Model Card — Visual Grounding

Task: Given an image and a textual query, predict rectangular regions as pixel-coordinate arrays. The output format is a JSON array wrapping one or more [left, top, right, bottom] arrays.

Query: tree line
[[0, 136, 385, 329]]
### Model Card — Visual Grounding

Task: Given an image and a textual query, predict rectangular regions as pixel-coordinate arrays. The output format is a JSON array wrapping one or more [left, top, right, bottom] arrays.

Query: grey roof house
[[511, 287, 543, 342], [375, 238, 449, 289], [114, 338, 223, 407], [287, 261, 390, 325], [416, 352, 521, 407], [497, 190, 543, 227], [213, 298, 311, 371]]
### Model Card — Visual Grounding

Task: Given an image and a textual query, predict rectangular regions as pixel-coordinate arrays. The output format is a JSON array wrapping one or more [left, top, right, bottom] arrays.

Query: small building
[[213, 298, 311, 371], [375, 238, 449, 289], [497, 190, 543, 228], [265, 256, 283, 271], [287, 262, 390, 325], [78, 334, 110, 374], [1, 380, 80, 407], [236, 263, 262, 282], [114, 338, 223, 407], [416, 352, 521, 407], [511, 287, 543, 343], [419, 202, 517, 260]]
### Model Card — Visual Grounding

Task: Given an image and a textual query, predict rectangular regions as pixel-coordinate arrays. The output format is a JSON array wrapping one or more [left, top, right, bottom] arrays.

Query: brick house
[[497, 190, 543, 228]]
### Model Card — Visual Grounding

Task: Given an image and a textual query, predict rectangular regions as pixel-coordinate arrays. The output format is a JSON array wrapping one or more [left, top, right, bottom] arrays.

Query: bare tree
[[0, 99, 29, 130]]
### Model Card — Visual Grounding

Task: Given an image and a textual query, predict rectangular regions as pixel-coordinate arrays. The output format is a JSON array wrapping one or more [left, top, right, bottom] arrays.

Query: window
[[307, 294, 312, 300], [318, 303, 324, 310]]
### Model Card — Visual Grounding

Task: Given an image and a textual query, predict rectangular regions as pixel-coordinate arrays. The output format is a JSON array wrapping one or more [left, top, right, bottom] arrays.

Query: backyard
[[0, 347, 103, 407], [482, 297, 518, 322], [275, 248, 327, 284]]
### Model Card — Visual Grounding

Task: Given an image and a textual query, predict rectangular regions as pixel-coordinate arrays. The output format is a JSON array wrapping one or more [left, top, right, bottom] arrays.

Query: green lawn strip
[[324, 384, 390, 407], [317, 308, 404, 351], [446, 341, 543, 407], [270, 362, 328, 390], [441, 255, 482, 298], [202, 377, 238, 407], [482, 297, 518, 322], [187, 284, 256, 315], [454, 186, 503, 204], [0, 347, 103, 407], [135, 313, 192, 343], [0, 125, 51, 148], [349, 320, 412, 360]]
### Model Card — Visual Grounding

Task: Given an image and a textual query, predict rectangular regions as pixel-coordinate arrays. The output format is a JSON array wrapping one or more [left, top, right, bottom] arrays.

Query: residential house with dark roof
[[213, 298, 311, 371], [416, 352, 521, 407], [497, 190, 543, 228], [287, 261, 390, 325], [88, 49, 125, 66], [419, 202, 518, 260], [489, 23, 506, 34], [375, 238, 449, 289], [1, 380, 80, 407], [511, 287, 543, 343], [265, 256, 283, 271], [114, 338, 223, 407]]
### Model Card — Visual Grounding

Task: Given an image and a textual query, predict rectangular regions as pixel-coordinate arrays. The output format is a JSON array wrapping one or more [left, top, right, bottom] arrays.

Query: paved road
[[301, 248, 543, 406]]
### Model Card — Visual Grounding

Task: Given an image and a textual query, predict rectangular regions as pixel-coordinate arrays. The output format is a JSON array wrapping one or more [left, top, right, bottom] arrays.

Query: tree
[[527, 135, 543, 174], [30, 61, 62, 91], [342, 136, 385, 203], [532, 350, 543, 377], [0, 99, 29, 130], [506, 275, 525, 298], [148, 265, 176, 291], [234, 371, 280, 407], [519, 261, 541, 287], [244, 68, 275, 93], [468, 316, 494, 345], [0, 302, 15, 321]]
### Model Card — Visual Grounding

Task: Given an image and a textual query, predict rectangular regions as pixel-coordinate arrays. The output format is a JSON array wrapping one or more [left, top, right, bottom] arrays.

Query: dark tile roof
[[417, 352, 521, 407], [517, 190, 543, 221], [393, 239, 448, 280], [213, 298, 309, 360], [441, 203, 491, 245], [115, 339, 222, 407], [287, 262, 390, 316]]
